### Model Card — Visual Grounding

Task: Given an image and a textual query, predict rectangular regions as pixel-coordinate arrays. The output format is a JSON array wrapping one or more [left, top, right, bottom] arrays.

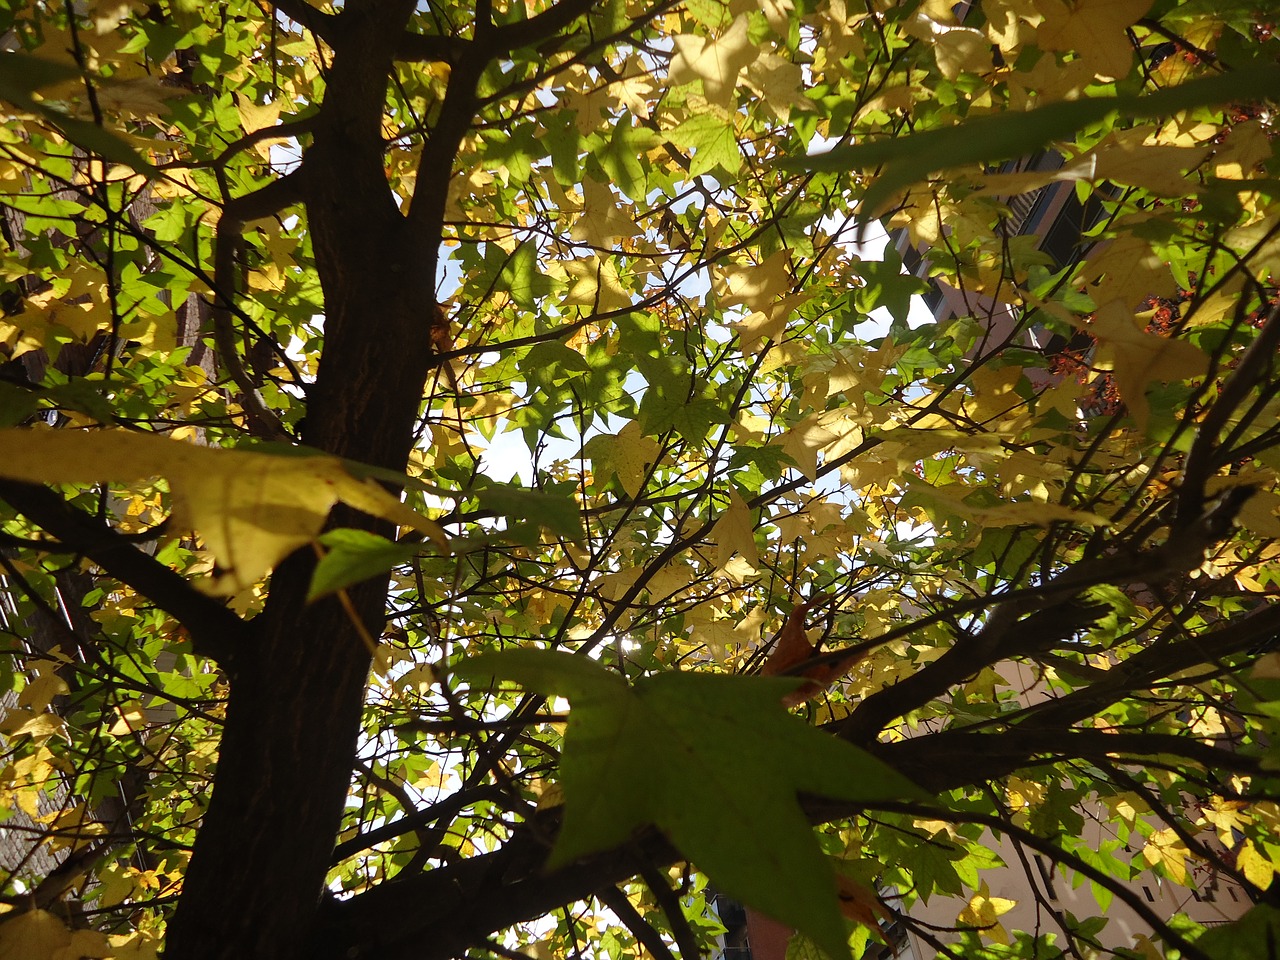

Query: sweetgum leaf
[[308, 529, 421, 602], [1196, 904, 1280, 960], [457, 649, 927, 960]]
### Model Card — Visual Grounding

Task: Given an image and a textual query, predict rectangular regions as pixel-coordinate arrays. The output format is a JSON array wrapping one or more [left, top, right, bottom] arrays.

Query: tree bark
[[164, 3, 432, 957]]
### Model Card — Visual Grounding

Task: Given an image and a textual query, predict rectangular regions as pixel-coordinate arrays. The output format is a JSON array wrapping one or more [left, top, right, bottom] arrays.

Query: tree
[[0, 0, 1278, 958]]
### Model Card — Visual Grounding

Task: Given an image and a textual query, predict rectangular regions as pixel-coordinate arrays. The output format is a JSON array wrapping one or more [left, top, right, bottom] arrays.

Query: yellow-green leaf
[[0, 429, 446, 595], [1083, 301, 1209, 431]]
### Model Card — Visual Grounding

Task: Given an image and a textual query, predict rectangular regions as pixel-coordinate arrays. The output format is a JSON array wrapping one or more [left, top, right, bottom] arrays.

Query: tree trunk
[[164, 3, 433, 957]]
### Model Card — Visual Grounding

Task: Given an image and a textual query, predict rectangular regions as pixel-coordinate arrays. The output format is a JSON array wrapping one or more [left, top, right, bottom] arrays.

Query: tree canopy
[[0, 1, 1279, 959]]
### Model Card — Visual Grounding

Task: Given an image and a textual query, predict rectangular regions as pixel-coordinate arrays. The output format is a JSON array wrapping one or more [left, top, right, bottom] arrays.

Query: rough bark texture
[[163, 3, 431, 957]]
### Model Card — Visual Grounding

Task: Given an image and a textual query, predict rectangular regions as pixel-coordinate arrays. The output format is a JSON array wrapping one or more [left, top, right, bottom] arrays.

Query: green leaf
[[852, 248, 929, 323], [500, 243, 552, 310], [0, 53, 155, 172], [455, 646, 627, 700], [44, 379, 119, 424], [474, 481, 584, 541], [668, 113, 741, 177], [456, 649, 927, 960], [0, 52, 80, 104], [308, 529, 420, 602], [1196, 904, 1280, 960], [46, 113, 156, 169], [0, 382, 39, 428], [595, 123, 664, 199], [795, 63, 1280, 218], [0, 428, 444, 595]]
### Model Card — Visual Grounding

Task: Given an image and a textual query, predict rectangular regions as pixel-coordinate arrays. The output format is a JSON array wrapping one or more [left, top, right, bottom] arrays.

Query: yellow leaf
[[598, 567, 641, 604], [729, 308, 789, 354], [0, 908, 111, 960], [1236, 840, 1274, 890], [1009, 50, 1096, 108], [235, 93, 281, 134], [583, 421, 660, 498], [977, 127, 1210, 199], [644, 559, 696, 603], [774, 412, 839, 481], [718, 553, 760, 585], [835, 873, 890, 928], [1186, 278, 1245, 327], [716, 250, 793, 313], [910, 482, 1111, 528], [570, 180, 638, 248], [1131, 934, 1164, 960], [728, 293, 809, 354], [42, 803, 105, 851], [668, 15, 758, 107], [744, 53, 815, 123], [1200, 797, 1249, 846], [108, 701, 146, 737], [91, 1, 140, 35], [105, 932, 160, 960], [1006, 776, 1048, 812], [7, 713, 66, 741], [1253, 652, 1280, 680], [984, 0, 1039, 53], [1142, 827, 1189, 883], [396, 663, 436, 698], [1080, 236, 1174, 310], [687, 607, 740, 660], [958, 881, 1016, 944], [1227, 215, 1280, 283], [1102, 791, 1147, 827], [1083, 300, 1209, 431], [609, 55, 656, 120], [10, 746, 56, 789], [1207, 477, 1280, 538], [714, 489, 758, 569], [1088, 126, 1212, 196], [1214, 119, 1274, 180], [0, 429, 446, 595], [94, 76, 179, 119], [758, 0, 795, 36], [563, 257, 632, 313], [814, 0, 866, 67], [1035, 0, 1153, 80], [932, 26, 991, 80]]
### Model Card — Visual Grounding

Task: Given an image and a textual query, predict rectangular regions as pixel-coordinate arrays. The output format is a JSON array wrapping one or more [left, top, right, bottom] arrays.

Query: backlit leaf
[[308, 529, 421, 602], [0, 429, 445, 594], [457, 649, 927, 960], [797, 64, 1280, 217]]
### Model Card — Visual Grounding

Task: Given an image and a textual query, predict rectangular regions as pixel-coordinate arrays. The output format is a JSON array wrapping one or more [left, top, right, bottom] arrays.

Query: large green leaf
[[795, 63, 1280, 219], [474, 481, 585, 542], [0, 52, 156, 171], [457, 649, 928, 960], [1196, 904, 1280, 960]]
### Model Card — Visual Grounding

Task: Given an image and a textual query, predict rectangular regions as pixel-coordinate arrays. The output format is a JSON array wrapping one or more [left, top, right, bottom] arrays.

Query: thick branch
[[314, 821, 677, 960], [394, 31, 463, 63], [483, 0, 598, 53], [1001, 600, 1280, 733], [315, 716, 1248, 960], [330, 784, 505, 863], [0, 480, 248, 663], [884, 728, 1261, 792], [596, 886, 682, 960], [1179, 299, 1280, 523], [835, 488, 1258, 742], [270, 0, 337, 42]]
